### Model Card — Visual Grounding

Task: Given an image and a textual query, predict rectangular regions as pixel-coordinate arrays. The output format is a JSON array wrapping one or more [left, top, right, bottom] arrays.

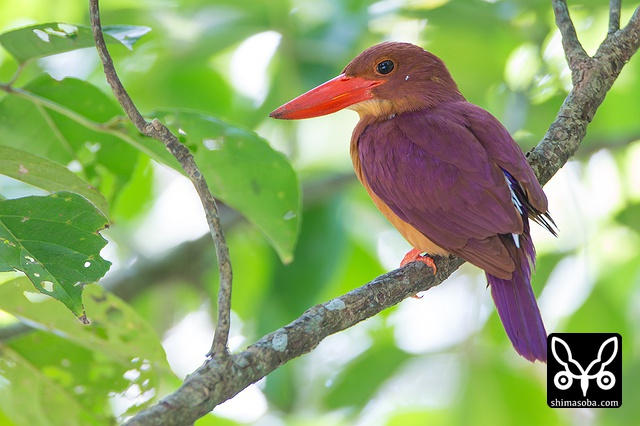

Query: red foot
[[400, 248, 437, 275], [401, 249, 436, 299]]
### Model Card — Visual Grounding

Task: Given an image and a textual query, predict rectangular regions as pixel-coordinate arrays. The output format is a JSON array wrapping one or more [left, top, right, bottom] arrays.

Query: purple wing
[[357, 102, 533, 277], [357, 101, 550, 362], [458, 104, 548, 213], [461, 104, 555, 234]]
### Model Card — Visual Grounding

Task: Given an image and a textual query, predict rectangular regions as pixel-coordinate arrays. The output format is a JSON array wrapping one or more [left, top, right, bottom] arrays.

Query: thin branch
[[552, 0, 589, 75], [529, 4, 640, 186], [124, 3, 640, 426], [609, 0, 622, 34], [89, 0, 234, 358], [601, 5, 640, 59], [124, 257, 465, 425]]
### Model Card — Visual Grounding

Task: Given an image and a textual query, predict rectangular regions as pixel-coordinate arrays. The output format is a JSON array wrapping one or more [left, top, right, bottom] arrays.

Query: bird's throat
[[348, 99, 399, 121]]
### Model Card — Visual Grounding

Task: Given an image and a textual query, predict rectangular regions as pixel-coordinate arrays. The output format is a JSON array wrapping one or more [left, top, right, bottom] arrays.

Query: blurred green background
[[0, 0, 639, 425]]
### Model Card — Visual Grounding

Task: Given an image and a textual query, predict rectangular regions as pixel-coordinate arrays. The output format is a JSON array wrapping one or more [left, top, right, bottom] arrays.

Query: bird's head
[[270, 42, 464, 121]]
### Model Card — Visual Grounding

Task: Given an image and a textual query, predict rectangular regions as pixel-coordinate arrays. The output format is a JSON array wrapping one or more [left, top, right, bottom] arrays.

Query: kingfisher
[[271, 42, 556, 362]]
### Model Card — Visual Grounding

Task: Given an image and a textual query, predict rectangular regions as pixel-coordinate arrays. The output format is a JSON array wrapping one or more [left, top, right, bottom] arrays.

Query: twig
[[609, 0, 622, 34], [552, 0, 589, 76], [124, 1, 640, 425], [88, 0, 233, 358]]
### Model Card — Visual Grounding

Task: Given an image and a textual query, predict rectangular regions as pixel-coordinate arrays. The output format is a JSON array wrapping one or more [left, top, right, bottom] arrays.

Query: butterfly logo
[[551, 336, 618, 397]]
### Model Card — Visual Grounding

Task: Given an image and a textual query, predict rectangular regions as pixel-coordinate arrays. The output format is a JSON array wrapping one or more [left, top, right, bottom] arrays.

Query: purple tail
[[487, 169, 553, 363], [487, 230, 547, 363]]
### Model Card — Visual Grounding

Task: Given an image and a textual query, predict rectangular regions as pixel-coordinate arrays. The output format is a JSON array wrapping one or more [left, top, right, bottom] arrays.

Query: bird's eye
[[376, 59, 395, 75]]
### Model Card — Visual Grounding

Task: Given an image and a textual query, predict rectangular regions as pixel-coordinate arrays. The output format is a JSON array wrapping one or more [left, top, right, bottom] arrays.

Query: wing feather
[[357, 102, 544, 278]]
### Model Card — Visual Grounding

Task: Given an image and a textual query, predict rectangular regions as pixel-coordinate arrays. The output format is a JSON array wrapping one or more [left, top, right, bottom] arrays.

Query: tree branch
[[609, 0, 622, 34], [89, 0, 234, 358], [528, 3, 640, 186], [552, 0, 589, 77], [123, 2, 640, 425], [124, 257, 464, 425]]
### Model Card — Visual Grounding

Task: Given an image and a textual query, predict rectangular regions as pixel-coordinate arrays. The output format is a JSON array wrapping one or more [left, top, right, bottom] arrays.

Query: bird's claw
[[400, 248, 437, 275]]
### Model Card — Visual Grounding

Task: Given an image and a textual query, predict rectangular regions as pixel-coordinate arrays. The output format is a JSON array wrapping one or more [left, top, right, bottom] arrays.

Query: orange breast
[[350, 131, 450, 256]]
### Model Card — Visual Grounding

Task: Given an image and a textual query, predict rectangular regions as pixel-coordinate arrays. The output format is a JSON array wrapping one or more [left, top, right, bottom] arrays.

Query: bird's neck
[[349, 92, 465, 123], [348, 99, 399, 121]]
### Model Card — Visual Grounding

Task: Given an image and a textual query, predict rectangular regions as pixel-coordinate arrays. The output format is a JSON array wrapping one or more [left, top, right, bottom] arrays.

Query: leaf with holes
[[0, 22, 150, 63], [0, 191, 111, 320]]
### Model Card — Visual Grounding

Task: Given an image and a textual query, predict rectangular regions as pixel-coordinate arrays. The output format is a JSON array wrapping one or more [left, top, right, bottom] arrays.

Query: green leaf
[[0, 75, 173, 205], [102, 25, 152, 50], [0, 342, 101, 426], [111, 154, 154, 220], [0, 278, 173, 424], [153, 109, 301, 263], [0, 23, 150, 63], [0, 145, 109, 216], [0, 191, 111, 319], [0, 278, 169, 372]]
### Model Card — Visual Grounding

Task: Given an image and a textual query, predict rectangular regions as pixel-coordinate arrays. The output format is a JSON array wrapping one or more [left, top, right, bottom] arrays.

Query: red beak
[[270, 74, 384, 120]]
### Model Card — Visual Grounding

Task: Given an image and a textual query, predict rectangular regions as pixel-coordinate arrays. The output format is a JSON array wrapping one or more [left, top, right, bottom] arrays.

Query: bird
[[270, 42, 556, 363]]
